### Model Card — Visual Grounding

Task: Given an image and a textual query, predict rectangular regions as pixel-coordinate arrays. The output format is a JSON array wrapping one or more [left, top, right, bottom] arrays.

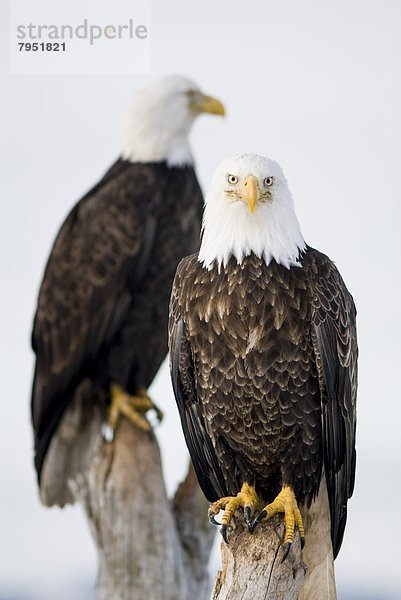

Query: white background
[[1, 1, 400, 599]]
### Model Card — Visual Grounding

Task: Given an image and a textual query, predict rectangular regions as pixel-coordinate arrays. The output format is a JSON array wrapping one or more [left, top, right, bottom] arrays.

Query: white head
[[122, 75, 225, 167], [198, 153, 306, 270]]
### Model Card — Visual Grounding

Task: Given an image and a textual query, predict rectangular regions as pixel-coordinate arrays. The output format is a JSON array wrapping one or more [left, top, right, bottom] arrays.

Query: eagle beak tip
[[241, 175, 259, 215], [198, 95, 225, 117]]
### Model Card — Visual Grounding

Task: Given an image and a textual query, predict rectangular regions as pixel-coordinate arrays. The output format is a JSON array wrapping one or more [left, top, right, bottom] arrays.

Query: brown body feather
[[32, 159, 203, 481], [169, 248, 357, 557]]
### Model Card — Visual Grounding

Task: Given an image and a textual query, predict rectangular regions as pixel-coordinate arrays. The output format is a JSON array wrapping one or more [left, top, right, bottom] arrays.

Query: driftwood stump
[[211, 515, 305, 600], [70, 415, 214, 600]]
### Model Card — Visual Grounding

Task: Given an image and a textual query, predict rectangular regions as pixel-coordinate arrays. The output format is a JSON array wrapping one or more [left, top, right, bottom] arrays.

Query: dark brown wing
[[169, 258, 228, 502], [31, 160, 160, 479], [309, 250, 358, 558]]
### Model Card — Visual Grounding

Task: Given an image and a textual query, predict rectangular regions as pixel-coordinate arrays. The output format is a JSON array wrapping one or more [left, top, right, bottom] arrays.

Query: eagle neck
[[198, 198, 306, 272], [121, 111, 194, 167]]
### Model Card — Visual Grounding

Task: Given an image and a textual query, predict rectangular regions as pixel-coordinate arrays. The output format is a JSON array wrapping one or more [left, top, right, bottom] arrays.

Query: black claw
[[250, 509, 267, 533], [220, 524, 229, 544], [209, 514, 220, 526], [244, 506, 252, 531], [282, 542, 292, 562], [256, 509, 267, 523], [300, 536, 305, 549]]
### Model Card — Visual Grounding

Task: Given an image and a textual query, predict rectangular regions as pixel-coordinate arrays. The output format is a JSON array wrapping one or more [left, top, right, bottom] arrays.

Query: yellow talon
[[252, 485, 305, 558], [102, 384, 163, 441], [208, 483, 260, 542]]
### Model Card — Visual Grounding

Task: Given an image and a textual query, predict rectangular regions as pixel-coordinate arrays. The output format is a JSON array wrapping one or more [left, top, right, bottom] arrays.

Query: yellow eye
[[263, 176, 274, 187], [227, 174, 238, 185]]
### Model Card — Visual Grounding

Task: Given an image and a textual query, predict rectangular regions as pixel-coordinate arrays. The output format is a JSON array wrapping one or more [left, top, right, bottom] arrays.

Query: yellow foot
[[251, 485, 305, 560], [208, 483, 260, 543], [102, 384, 163, 442]]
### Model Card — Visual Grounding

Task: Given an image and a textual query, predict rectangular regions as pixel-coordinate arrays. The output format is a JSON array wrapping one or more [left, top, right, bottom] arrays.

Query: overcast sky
[[1, 0, 400, 599]]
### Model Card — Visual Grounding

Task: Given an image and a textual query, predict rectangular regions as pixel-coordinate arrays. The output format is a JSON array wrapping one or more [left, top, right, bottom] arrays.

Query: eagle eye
[[227, 174, 238, 185], [263, 176, 274, 187]]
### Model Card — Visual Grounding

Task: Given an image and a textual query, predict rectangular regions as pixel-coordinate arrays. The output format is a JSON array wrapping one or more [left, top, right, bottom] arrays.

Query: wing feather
[[310, 251, 358, 557], [169, 261, 227, 502], [32, 160, 158, 478]]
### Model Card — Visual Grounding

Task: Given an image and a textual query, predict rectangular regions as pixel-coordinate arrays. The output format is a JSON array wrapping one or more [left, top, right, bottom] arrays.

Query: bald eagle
[[31, 76, 224, 506], [169, 153, 357, 597]]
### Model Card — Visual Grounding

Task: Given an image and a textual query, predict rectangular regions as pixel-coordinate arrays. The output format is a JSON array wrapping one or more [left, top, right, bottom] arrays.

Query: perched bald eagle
[[169, 153, 357, 598], [31, 76, 224, 506]]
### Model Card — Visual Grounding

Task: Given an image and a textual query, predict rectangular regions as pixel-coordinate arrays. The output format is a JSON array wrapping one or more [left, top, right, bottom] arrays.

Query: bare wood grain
[[211, 515, 305, 600], [70, 416, 214, 600]]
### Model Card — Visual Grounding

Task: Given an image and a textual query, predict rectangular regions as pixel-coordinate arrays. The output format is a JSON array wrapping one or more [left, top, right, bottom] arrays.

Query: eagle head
[[122, 75, 224, 166], [198, 153, 306, 270]]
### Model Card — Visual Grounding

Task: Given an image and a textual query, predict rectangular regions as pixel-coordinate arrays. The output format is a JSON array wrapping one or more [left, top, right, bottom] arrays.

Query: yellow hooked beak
[[191, 93, 225, 116], [241, 175, 259, 214]]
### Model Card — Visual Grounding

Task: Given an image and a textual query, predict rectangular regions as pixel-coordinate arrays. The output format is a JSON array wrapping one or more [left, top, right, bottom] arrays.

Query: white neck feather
[[198, 185, 305, 271], [122, 122, 193, 167]]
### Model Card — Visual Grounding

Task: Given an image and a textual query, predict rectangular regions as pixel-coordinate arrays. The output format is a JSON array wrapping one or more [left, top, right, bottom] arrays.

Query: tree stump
[[211, 515, 305, 600], [70, 417, 214, 600]]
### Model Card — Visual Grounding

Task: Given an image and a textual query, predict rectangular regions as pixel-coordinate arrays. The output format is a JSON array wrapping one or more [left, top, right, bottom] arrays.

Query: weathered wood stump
[[70, 417, 214, 600], [211, 515, 305, 600]]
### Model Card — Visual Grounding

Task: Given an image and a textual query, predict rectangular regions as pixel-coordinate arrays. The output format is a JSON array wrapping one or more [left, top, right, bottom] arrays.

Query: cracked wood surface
[[211, 515, 305, 600], [70, 413, 214, 600]]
